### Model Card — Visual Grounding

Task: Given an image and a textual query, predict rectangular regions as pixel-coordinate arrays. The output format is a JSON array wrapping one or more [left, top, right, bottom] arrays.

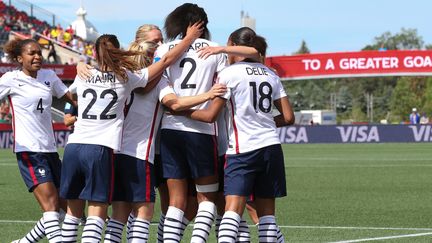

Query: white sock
[[128, 217, 150, 243], [18, 217, 46, 243], [61, 214, 80, 242], [214, 214, 222, 238], [258, 215, 278, 243], [276, 225, 285, 243], [104, 218, 124, 243], [191, 201, 216, 243], [157, 213, 165, 243], [237, 217, 251, 242], [163, 206, 185, 243], [81, 216, 105, 243], [180, 216, 190, 238], [218, 211, 240, 243], [43, 211, 62, 243], [126, 213, 135, 239]]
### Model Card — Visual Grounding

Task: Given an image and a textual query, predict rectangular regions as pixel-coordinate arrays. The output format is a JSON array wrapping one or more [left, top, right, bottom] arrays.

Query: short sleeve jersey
[[154, 38, 227, 135], [0, 69, 68, 152], [67, 68, 148, 151], [117, 77, 174, 163], [218, 62, 287, 154]]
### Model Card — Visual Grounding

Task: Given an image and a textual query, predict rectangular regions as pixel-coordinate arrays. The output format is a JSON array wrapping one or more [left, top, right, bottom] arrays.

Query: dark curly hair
[[164, 3, 210, 41]]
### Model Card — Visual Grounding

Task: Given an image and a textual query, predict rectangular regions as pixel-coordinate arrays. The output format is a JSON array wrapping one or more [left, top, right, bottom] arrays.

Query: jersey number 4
[[82, 88, 118, 120]]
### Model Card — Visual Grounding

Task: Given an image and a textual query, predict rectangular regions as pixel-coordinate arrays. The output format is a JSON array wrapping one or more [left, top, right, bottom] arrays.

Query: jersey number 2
[[82, 89, 118, 120], [180, 58, 197, 89]]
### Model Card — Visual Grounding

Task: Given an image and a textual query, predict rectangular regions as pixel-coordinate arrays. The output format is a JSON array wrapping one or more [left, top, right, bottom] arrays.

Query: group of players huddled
[[0, 3, 294, 243]]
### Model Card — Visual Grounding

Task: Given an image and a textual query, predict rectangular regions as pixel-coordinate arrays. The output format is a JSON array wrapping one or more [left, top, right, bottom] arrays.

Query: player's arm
[[64, 113, 77, 127], [76, 62, 94, 80], [197, 45, 260, 61], [180, 97, 227, 123], [146, 21, 204, 81], [162, 83, 226, 112], [134, 73, 163, 95], [61, 91, 77, 107], [273, 96, 295, 127]]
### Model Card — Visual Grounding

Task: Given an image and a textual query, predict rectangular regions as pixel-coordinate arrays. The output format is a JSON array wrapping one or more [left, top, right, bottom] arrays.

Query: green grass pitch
[[1, 143, 432, 242]]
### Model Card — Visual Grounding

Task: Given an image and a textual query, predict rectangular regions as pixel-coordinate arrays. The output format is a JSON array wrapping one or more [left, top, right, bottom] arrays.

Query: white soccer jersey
[[117, 77, 174, 163], [218, 62, 287, 154], [216, 107, 229, 156], [0, 69, 68, 152], [154, 38, 227, 135], [67, 68, 148, 151]]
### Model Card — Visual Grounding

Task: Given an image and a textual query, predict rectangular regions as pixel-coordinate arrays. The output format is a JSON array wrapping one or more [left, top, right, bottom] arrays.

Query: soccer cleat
[[10, 240, 20, 243]]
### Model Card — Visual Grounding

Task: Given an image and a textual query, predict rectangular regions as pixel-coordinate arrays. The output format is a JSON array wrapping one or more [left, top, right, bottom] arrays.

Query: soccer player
[[182, 27, 294, 242], [152, 4, 229, 242], [59, 22, 203, 243], [0, 38, 75, 243], [103, 34, 226, 243]]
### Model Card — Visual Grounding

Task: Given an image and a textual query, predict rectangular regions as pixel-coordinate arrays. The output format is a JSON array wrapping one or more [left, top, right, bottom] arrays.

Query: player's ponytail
[[228, 27, 257, 48], [95, 34, 140, 82]]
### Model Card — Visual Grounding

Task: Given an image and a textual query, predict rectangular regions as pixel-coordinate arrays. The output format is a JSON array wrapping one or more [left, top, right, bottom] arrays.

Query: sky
[[25, 0, 432, 57]]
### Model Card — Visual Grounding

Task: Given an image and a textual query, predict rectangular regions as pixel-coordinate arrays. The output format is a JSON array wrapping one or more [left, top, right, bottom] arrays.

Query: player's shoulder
[[1, 70, 19, 81]]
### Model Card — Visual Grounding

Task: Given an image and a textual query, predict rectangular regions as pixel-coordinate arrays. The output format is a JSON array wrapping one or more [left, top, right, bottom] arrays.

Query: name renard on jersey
[[86, 73, 116, 83], [168, 42, 210, 52]]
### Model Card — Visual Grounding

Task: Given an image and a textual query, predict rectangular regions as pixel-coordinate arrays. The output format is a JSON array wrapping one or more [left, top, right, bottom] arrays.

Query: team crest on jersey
[[38, 168, 46, 177], [44, 81, 50, 87]]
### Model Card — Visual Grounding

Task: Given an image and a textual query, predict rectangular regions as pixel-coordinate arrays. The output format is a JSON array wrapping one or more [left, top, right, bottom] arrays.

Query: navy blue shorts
[[60, 144, 114, 203], [218, 155, 226, 192], [160, 129, 218, 179], [16, 152, 61, 192], [113, 153, 156, 203], [224, 144, 287, 198], [154, 154, 165, 187]]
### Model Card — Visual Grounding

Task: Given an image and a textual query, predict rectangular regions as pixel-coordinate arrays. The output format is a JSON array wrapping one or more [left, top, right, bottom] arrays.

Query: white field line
[[327, 232, 432, 243], [1, 220, 432, 232], [280, 225, 432, 231]]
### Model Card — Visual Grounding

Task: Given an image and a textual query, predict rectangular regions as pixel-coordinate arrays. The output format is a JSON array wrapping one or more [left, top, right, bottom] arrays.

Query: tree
[[294, 40, 310, 54], [362, 28, 424, 50]]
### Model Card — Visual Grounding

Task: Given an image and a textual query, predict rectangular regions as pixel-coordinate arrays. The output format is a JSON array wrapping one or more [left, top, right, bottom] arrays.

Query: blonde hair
[[135, 24, 160, 43], [128, 24, 161, 68]]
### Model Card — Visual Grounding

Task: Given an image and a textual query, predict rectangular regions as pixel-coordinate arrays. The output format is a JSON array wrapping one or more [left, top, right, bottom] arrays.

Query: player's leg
[[59, 144, 86, 242], [164, 178, 188, 242], [254, 144, 287, 243], [160, 129, 190, 242], [154, 154, 168, 243], [188, 133, 220, 243], [218, 149, 259, 243], [79, 144, 115, 243], [16, 152, 63, 243], [104, 202, 131, 243], [125, 158, 156, 243], [62, 199, 85, 242], [105, 154, 137, 243]]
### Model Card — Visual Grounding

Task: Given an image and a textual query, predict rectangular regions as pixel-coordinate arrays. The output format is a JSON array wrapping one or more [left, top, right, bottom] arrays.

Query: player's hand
[[185, 21, 204, 40], [207, 83, 227, 99], [197, 46, 224, 59], [76, 62, 94, 80]]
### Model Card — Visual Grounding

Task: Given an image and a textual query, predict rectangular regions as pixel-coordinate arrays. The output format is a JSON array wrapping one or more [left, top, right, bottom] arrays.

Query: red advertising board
[[265, 50, 432, 80], [0, 63, 76, 81]]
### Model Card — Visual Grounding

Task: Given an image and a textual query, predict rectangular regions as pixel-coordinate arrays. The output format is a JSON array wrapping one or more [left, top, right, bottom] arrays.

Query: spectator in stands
[[0, 99, 10, 123], [409, 108, 420, 124], [47, 41, 57, 63], [420, 112, 429, 124]]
